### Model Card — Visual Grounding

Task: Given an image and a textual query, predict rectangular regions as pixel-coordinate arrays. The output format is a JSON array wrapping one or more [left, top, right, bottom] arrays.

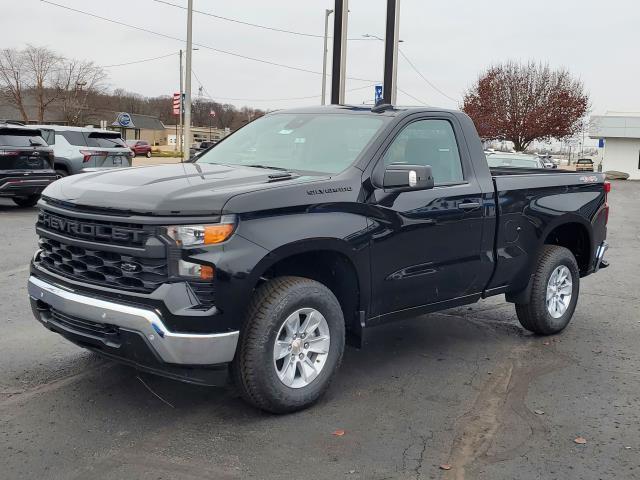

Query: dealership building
[[590, 112, 640, 179]]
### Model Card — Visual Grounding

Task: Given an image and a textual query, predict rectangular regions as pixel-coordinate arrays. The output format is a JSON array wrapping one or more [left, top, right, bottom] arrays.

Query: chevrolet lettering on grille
[[38, 211, 145, 243]]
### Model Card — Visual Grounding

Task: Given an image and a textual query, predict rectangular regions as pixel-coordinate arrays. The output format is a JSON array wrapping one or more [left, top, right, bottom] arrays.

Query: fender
[[245, 237, 371, 315]]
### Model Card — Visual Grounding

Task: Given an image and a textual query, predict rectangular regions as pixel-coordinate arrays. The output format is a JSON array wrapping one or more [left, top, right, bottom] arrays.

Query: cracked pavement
[[1, 180, 639, 479]]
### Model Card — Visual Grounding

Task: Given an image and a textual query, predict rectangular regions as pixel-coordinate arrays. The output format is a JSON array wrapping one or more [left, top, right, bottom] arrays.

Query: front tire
[[515, 245, 580, 335], [12, 195, 40, 208], [231, 276, 345, 413], [146, 150, 152, 158]]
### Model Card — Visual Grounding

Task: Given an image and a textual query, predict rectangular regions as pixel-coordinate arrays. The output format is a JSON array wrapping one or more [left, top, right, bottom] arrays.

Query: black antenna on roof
[[371, 103, 394, 113]]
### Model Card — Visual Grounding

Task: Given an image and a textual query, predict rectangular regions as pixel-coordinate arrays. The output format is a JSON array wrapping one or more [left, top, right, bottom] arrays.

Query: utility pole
[[178, 49, 183, 155], [321, 9, 333, 105], [330, 0, 348, 104], [383, 0, 401, 105], [183, 0, 194, 162]]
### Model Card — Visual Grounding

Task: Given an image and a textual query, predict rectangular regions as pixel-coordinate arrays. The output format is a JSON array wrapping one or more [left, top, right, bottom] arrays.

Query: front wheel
[[231, 276, 345, 413], [515, 245, 580, 335], [13, 195, 40, 208], [146, 150, 152, 158]]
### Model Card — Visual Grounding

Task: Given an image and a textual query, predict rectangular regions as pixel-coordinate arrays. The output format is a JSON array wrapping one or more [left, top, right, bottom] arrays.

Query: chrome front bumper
[[28, 276, 239, 365]]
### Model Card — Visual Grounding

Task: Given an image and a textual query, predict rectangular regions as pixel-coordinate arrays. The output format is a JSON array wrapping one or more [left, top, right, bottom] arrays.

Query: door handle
[[458, 201, 481, 210]]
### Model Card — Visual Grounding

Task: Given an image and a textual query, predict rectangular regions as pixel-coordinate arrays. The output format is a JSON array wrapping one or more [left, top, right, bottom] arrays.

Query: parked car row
[[0, 122, 144, 207], [31, 125, 133, 177]]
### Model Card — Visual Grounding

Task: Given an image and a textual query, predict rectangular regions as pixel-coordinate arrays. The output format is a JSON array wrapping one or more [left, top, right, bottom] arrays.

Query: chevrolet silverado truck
[[28, 105, 610, 413]]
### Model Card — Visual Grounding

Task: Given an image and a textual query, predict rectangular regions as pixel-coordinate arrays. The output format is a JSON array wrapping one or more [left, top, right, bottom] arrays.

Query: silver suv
[[32, 125, 132, 177]]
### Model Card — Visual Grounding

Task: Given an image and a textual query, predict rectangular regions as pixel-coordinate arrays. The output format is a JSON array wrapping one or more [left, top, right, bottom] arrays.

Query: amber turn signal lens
[[203, 224, 235, 245], [200, 265, 215, 280]]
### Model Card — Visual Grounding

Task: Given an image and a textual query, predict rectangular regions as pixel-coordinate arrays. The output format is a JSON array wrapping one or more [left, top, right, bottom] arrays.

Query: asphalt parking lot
[[1, 181, 638, 480]]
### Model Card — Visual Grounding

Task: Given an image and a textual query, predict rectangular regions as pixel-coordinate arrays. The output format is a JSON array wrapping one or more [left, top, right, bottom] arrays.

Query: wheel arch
[[541, 216, 593, 274], [249, 239, 367, 334]]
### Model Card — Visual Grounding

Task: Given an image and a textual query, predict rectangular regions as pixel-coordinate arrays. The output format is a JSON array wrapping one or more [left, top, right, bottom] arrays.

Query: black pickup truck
[[28, 105, 609, 413]]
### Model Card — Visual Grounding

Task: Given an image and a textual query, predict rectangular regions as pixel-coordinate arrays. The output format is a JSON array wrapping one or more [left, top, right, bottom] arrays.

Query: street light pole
[[178, 49, 183, 156], [383, 0, 401, 105], [183, 0, 194, 162], [330, 0, 349, 105], [321, 9, 333, 105]]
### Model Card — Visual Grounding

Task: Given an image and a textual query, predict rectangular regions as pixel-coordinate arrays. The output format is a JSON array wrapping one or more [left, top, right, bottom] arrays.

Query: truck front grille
[[38, 237, 168, 293], [36, 209, 150, 248]]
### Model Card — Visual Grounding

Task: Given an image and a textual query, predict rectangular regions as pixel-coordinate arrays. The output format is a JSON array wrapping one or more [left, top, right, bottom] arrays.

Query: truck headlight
[[166, 217, 235, 246]]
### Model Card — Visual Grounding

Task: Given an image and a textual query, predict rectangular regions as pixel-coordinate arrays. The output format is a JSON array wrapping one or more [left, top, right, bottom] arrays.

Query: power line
[[152, 0, 323, 39], [398, 49, 458, 103], [397, 87, 430, 106], [151, 0, 374, 41], [102, 52, 177, 68], [192, 68, 377, 103], [40, 0, 328, 77]]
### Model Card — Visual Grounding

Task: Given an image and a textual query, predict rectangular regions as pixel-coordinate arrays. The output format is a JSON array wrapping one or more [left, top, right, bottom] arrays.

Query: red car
[[126, 139, 152, 158]]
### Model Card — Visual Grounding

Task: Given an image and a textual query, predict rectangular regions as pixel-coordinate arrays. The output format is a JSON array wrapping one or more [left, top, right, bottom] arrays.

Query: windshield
[[86, 132, 127, 148], [196, 113, 386, 174], [487, 155, 542, 168]]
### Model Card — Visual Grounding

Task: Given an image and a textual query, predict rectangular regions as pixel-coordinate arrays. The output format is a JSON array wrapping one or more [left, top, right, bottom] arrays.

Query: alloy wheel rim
[[273, 308, 331, 389], [546, 265, 573, 319]]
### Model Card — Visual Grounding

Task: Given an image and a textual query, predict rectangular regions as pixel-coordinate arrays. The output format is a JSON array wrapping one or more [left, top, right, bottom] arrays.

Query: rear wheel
[[131, 151, 137, 158], [231, 276, 345, 413], [515, 245, 580, 335], [13, 195, 40, 208], [55, 168, 68, 178]]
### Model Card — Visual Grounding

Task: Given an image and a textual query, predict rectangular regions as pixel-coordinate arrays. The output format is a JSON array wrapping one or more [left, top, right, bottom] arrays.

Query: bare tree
[[56, 59, 106, 125], [23, 45, 62, 122], [462, 61, 589, 151], [0, 48, 29, 122]]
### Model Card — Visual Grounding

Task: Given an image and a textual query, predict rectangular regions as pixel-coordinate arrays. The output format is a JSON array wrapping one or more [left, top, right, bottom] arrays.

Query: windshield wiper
[[246, 164, 290, 172]]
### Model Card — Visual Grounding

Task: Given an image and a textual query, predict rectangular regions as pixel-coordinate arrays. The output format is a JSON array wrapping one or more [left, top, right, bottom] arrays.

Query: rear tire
[[131, 151, 137, 158], [12, 195, 40, 208], [231, 276, 345, 413], [55, 168, 68, 178], [515, 245, 580, 335]]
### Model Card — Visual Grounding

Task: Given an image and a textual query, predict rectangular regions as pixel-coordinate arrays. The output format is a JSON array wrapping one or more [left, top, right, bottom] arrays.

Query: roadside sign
[[172, 92, 182, 115], [116, 112, 132, 127], [598, 138, 605, 148], [375, 85, 383, 104]]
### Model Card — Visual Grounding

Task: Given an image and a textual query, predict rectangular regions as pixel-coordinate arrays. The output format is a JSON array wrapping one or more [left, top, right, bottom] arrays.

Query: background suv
[[0, 123, 56, 207], [126, 139, 152, 158], [32, 125, 132, 177]]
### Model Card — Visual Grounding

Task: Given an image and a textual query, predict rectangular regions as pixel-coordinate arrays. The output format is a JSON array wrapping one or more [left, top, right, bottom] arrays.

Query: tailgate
[[96, 150, 132, 168], [0, 148, 52, 171]]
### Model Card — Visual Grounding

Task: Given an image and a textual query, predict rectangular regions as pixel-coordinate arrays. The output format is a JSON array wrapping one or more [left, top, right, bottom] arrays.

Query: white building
[[590, 112, 640, 179]]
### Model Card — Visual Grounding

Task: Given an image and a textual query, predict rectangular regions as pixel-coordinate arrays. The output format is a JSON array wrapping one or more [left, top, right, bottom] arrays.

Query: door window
[[383, 119, 463, 185]]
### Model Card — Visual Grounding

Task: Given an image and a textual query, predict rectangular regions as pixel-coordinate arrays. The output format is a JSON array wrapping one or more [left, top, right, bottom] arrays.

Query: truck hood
[[42, 163, 325, 215]]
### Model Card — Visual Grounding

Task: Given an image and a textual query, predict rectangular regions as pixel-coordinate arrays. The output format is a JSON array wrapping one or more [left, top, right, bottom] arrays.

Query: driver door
[[367, 115, 486, 318]]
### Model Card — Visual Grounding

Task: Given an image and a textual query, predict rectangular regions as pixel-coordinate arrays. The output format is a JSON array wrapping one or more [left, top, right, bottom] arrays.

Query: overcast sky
[[3, 0, 638, 114]]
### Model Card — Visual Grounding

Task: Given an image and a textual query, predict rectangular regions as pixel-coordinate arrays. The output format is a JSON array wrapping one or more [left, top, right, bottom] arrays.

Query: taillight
[[603, 181, 611, 224], [79, 150, 108, 163]]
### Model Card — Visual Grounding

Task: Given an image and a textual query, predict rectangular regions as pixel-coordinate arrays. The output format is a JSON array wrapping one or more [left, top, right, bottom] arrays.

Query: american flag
[[172, 92, 181, 115]]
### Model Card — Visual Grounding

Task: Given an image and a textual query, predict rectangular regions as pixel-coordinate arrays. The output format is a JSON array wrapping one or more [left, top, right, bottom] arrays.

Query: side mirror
[[382, 164, 434, 192]]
